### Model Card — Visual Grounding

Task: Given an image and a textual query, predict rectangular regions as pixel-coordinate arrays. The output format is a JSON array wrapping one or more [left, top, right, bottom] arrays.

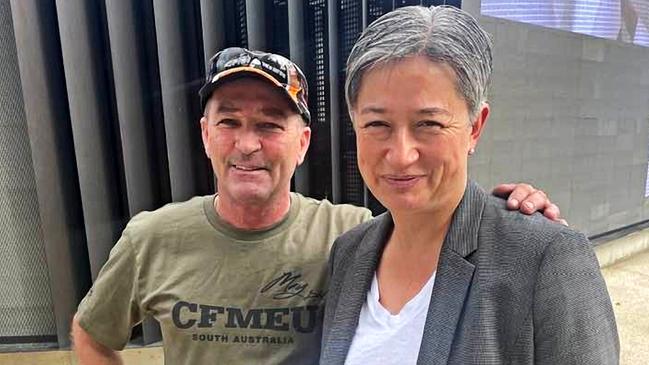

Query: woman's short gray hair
[[345, 5, 493, 121]]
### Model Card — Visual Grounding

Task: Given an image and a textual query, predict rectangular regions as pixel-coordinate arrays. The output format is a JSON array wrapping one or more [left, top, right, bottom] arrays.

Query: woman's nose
[[385, 130, 419, 167]]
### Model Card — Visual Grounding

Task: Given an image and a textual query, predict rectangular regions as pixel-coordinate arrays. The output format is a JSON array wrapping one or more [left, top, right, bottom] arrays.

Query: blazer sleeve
[[322, 237, 340, 355], [533, 229, 619, 364]]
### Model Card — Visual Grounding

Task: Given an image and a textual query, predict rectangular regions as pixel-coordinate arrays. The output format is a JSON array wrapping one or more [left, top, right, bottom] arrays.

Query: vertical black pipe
[[362, 0, 369, 26], [200, 0, 226, 64], [152, 0, 204, 202], [104, 0, 163, 344], [327, 0, 341, 203], [105, 0, 157, 216], [288, 0, 306, 67], [288, 0, 310, 195], [361, 0, 370, 208], [245, 0, 266, 50], [54, 0, 123, 279]]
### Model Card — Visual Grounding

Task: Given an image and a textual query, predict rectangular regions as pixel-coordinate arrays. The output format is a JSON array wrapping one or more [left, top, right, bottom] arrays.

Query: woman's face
[[352, 56, 488, 215]]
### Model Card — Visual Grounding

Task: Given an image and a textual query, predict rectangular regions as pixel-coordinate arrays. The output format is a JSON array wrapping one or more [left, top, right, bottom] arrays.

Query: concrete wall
[[464, 0, 649, 235]]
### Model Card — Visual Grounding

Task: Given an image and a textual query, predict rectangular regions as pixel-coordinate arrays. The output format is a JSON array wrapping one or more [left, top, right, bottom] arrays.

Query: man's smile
[[231, 164, 268, 172]]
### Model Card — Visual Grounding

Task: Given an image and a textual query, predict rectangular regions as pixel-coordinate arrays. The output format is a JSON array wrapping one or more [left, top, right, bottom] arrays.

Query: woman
[[320, 6, 618, 365]]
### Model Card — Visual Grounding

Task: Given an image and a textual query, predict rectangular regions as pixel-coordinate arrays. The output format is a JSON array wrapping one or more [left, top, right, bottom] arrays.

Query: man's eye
[[258, 122, 283, 131], [216, 118, 239, 127]]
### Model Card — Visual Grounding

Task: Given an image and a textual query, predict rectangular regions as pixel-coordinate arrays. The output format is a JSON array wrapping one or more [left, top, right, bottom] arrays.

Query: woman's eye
[[363, 121, 389, 128], [417, 120, 442, 128]]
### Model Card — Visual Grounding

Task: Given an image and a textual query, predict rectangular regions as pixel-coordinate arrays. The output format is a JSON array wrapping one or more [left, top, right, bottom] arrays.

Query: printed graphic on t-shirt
[[260, 270, 326, 300], [171, 269, 324, 346]]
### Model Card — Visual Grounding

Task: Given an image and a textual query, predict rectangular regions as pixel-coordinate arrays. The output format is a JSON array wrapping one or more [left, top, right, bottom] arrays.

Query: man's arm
[[71, 230, 142, 364], [492, 183, 567, 225], [72, 315, 123, 365]]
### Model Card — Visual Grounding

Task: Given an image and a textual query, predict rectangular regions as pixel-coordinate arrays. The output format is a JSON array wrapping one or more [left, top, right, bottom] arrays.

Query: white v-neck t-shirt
[[344, 271, 436, 365]]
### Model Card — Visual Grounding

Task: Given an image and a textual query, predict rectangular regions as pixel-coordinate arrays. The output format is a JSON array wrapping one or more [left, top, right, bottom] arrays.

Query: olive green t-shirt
[[76, 193, 372, 364]]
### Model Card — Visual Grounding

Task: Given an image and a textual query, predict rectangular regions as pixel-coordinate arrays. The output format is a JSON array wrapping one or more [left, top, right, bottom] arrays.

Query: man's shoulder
[[293, 192, 370, 214], [125, 195, 210, 235], [336, 214, 379, 241], [292, 192, 373, 229], [330, 213, 384, 259]]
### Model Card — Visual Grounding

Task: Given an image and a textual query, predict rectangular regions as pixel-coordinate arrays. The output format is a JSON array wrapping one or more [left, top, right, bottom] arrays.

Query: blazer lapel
[[417, 181, 486, 365], [323, 213, 393, 364]]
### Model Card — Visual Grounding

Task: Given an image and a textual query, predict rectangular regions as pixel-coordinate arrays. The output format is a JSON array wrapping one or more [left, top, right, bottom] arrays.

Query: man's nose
[[234, 129, 262, 155]]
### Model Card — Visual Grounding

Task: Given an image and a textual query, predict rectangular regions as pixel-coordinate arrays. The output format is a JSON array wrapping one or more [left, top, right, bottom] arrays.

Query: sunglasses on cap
[[199, 47, 311, 125]]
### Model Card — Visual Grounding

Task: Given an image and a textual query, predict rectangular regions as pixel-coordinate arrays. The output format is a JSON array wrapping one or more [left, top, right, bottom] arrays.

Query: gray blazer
[[321, 181, 619, 364]]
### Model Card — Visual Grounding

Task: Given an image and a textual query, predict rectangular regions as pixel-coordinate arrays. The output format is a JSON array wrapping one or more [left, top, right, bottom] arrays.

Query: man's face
[[201, 77, 311, 206]]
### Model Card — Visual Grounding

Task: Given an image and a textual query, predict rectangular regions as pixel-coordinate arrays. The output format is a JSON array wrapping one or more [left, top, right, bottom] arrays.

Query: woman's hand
[[492, 183, 568, 226]]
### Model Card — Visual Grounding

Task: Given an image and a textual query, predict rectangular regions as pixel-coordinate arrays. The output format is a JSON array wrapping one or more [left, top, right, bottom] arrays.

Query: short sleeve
[[361, 208, 373, 222], [75, 230, 143, 350], [533, 230, 619, 364]]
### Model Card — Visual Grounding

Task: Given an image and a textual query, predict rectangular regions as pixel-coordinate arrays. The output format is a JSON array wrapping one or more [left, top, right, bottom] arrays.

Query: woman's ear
[[470, 102, 490, 150]]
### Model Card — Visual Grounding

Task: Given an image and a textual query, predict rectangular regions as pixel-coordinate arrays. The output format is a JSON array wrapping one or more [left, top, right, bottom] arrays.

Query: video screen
[[481, 0, 649, 47]]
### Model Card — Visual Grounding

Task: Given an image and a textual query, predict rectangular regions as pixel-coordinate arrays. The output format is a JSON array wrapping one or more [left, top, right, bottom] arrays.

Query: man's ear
[[470, 102, 489, 150], [200, 116, 211, 157], [296, 125, 311, 166]]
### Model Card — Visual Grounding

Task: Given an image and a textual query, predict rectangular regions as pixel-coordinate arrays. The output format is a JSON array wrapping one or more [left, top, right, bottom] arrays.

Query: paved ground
[[601, 249, 649, 365], [1, 250, 646, 365], [0, 346, 163, 365]]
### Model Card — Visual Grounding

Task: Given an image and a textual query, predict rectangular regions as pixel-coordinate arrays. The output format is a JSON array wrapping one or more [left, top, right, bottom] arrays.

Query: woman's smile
[[381, 174, 426, 190]]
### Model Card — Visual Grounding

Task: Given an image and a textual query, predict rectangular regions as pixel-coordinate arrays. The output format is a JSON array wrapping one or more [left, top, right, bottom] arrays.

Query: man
[[72, 47, 564, 364]]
